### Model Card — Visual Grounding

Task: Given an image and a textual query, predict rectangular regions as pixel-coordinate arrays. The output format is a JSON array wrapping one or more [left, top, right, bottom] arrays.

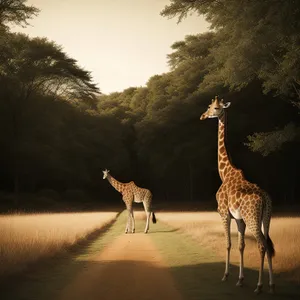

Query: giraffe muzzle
[[200, 114, 207, 120]]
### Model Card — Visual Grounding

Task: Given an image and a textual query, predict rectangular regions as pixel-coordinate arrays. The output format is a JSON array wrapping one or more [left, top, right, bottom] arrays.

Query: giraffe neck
[[107, 174, 125, 193], [218, 112, 235, 181]]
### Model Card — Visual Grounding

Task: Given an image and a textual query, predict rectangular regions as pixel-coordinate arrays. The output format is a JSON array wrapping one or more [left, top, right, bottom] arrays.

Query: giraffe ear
[[223, 102, 231, 108]]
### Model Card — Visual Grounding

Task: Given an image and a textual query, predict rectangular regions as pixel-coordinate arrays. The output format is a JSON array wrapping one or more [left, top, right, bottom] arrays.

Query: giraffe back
[[118, 181, 151, 201], [122, 182, 151, 203], [221, 169, 270, 222]]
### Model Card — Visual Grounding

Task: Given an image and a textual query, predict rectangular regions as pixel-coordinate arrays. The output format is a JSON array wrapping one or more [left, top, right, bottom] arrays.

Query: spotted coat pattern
[[200, 97, 275, 293], [103, 170, 156, 233]]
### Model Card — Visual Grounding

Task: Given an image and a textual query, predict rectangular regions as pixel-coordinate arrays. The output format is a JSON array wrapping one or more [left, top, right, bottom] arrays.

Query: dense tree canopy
[[0, 4, 104, 206], [0, 0, 299, 211], [162, 0, 300, 98], [161, 0, 300, 155]]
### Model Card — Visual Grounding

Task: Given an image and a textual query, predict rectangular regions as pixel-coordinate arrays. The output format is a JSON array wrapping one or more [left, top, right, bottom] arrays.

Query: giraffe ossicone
[[102, 169, 156, 234], [200, 96, 275, 294]]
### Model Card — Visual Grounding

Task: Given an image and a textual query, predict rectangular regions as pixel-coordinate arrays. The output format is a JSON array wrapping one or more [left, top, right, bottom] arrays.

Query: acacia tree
[[0, 0, 38, 29], [0, 31, 99, 200], [0, 32, 99, 99]]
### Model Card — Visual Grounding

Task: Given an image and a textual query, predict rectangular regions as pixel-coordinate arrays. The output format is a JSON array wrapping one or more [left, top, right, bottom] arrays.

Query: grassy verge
[[157, 212, 300, 283], [2, 210, 300, 300], [1, 210, 128, 300], [0, 211, 118, 277], [150, 214, 300, 300]]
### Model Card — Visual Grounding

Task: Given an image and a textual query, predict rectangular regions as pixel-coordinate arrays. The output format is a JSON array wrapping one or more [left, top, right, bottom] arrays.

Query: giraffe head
[[102, 169, 110, 179], [200, 96, 231, 120]]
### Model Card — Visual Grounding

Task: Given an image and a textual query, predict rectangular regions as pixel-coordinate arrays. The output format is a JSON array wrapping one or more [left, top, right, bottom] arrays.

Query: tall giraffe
[[102, 169, 156, 233], [200, 96, 275, 294]]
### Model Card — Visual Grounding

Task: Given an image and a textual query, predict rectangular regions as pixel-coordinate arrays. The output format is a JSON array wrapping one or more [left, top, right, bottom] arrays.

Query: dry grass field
[[158, 212, 300, 283], [0, 212, 118, 277]]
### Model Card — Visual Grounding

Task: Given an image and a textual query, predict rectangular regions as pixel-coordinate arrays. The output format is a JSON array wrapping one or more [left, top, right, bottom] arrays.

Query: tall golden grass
[[0, 212, 117, 277], [158, 212, 300, 283]]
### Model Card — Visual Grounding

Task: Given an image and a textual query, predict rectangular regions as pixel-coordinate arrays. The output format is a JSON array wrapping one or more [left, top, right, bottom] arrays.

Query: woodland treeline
[[0, 0, 299, 210]]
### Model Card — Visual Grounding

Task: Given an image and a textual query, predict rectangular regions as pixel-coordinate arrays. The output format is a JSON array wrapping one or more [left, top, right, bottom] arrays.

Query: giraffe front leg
[[220, 213, 231, 281], [235, 219, 246, 287]]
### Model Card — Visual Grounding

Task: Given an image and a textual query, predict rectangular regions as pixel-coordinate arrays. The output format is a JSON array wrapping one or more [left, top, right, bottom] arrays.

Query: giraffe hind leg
[[245, 218, 266, 293], [263, 207, 275, 293], [131, 208, 135, 233], [125, 208, 133, 234], [125, 211, 129, 234], [144, 211, 151, 233], [143, 201, 151, 233]]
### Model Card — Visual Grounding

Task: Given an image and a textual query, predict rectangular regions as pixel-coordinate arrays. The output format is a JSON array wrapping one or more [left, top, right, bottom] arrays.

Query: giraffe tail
[[266, 234, 275, 257], [152, 212, 157, 224], [262, 192, 275, 257]]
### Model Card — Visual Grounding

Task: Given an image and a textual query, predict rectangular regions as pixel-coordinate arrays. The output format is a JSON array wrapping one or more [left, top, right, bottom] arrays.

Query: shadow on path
[[170, 261, 300, 300], [0, 212, 122, 300], [2, 259, 299, 300], [1, 212, 300, 300]]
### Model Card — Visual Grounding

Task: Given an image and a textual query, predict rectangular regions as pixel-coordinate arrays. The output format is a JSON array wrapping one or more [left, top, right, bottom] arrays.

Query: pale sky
[[14, 0, 209, 94]]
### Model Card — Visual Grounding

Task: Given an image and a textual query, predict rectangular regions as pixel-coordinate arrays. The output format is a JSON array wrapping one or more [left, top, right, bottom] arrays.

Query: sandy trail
[[59, 233, 182, 300]]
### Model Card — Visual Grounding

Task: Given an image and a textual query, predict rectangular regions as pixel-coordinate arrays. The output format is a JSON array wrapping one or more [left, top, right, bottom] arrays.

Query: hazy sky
[[14, 0, 209, 94]]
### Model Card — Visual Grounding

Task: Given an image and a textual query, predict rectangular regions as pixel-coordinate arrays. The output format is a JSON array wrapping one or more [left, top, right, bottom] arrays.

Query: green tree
[[245, 123, 299, 156], [0, 0, 39, 29], [161, 0, 300, 98], [162, 0, 300, 155]]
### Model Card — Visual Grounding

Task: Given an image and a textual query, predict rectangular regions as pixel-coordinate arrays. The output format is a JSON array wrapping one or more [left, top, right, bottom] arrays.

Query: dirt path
[[59, 233, 183, 300]]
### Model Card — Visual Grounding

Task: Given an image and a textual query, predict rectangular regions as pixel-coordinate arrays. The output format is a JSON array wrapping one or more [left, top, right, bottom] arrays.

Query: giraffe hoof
[[236, 278, 244, 287], [269, 284, 275, 294], [254, 284, 263, 294], [221, 273, 229, 281]]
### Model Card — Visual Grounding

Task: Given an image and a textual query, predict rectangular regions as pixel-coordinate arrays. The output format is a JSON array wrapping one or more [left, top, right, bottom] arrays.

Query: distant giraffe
[[102, 169, 156, 233], [200, 96, 275, 294]]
